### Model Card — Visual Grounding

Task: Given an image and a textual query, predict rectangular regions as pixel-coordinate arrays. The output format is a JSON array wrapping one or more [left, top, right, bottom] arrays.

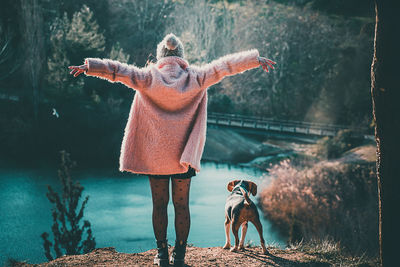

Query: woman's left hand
[[257, 57, 276, 73], [68, 64, 88, 77]]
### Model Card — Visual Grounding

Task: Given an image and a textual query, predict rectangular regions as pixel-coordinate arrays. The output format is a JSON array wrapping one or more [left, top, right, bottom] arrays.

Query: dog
[[223, 179, 268, 254]]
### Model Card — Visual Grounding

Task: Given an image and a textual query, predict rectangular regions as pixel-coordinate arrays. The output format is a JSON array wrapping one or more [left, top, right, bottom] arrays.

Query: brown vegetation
[[259, 158, 378, 255]]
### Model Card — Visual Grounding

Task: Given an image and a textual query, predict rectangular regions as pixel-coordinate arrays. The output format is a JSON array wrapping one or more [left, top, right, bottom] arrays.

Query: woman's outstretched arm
[[69, 58, 152, 90], [193, 49, 275, 89]]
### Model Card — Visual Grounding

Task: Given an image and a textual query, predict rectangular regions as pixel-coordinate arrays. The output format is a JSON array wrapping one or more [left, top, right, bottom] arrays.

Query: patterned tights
[[149, 177, 191, 243]]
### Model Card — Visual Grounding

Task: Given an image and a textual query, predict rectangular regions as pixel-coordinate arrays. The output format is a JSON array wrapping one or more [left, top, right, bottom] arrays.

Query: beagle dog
[[223, 180, 268, 254]]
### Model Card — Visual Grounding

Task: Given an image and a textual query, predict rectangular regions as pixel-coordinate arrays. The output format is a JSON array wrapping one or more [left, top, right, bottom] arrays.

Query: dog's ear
[[227, 180, 240, 192], [248, 181, 257, 196]]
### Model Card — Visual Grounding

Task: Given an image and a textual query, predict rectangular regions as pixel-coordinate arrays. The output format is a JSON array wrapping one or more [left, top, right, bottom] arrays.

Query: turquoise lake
[[0, 162, 286, 264]]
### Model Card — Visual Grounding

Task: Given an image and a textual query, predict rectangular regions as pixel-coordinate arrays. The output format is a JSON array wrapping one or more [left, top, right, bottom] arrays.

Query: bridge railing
[[207, 112, 370, 137]]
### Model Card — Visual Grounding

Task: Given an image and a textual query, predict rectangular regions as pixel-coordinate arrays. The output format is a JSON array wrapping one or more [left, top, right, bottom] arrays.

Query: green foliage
[[169, 1, 374, 122], [315, 129, 363, 159], [218, 2, 373, 124], [208, 94, 234, 113], [46, 5, 105, 101], [41, 151, 95, 261], [260, 159, 378, 255], [167, 0, 235, 64], [107, 0, 174, 65], [271, 0, 374, 16], [109, 42, 130, 63], [66, 5, 105, 53]]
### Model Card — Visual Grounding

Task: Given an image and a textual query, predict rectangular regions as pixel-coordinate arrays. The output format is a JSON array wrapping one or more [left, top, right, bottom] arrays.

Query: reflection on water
[[0, 162, 285, 264]]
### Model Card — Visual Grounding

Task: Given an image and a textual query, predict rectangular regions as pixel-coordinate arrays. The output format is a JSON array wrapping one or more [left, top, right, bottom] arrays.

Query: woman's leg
[[149, 177, 170, 241], [171, 178, 191, 243]]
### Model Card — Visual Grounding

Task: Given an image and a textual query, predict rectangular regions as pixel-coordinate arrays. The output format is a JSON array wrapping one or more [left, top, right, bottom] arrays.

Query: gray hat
[[156, 33, 184, 60]]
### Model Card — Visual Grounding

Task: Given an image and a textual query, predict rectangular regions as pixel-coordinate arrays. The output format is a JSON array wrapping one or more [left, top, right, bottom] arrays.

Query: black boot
[[170, 240, 187, 267], [154, 239, 169, 266]]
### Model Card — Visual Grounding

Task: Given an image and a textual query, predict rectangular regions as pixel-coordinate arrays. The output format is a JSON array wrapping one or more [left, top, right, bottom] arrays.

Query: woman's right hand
[[68, 64, 88, 77], [257, 57, 276, 73]]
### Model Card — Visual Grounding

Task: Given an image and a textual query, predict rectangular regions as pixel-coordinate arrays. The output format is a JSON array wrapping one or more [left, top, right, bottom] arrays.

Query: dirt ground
[[17, 246, 377, 267]]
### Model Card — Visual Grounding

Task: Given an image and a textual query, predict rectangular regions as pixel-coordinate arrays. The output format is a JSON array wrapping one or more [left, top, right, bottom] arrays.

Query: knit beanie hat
[[156, 33, 184, 60]]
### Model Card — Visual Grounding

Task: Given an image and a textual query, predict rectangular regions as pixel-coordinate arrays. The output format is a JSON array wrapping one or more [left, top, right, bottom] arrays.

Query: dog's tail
[[239, 187, 251, 206]]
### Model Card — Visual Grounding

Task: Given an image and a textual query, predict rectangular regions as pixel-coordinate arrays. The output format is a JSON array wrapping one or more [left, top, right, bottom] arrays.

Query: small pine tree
[[66, 4, 105, 53], [46, 5, 105, 101], [41, 151, 95, 261], [109, 42, 130, 63]]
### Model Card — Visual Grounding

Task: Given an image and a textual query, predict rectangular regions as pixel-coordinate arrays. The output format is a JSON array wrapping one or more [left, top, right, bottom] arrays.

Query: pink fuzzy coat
[[84, 49, 260, 175]]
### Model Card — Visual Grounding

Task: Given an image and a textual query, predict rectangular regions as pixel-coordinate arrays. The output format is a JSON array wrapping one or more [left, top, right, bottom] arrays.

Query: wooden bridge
[[207, 112, 372, 139]]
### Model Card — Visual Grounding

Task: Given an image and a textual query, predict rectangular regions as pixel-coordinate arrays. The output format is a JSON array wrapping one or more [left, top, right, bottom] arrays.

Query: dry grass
[[287, 239, 379, 267]]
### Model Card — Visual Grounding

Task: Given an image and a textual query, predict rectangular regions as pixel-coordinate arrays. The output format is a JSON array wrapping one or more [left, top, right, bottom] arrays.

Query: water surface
[[0, 162, 285, 264]]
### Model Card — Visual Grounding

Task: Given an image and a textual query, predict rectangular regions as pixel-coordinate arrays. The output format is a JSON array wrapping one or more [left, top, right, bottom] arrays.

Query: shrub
[[259, 159, 378, 255], [208, 93, 234, 113], [41, 151, 95, 261], [315, 129, 363, 159]]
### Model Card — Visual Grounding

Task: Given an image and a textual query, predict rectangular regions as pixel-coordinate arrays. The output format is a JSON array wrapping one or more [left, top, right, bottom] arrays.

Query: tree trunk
[[20, 0, 44, 122], [371, 1, 400, 266]]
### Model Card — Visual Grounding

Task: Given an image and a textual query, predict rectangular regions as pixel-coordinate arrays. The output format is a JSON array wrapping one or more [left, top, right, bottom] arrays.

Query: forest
[[0, 0, 375, 166]]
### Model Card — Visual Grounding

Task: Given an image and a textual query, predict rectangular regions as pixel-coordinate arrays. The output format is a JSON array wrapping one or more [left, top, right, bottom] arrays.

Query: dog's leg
[[230, 219, 240, 252], [251, 217, 268, 254], [239, 221, 248, 250], [223, 216, 231, 249]]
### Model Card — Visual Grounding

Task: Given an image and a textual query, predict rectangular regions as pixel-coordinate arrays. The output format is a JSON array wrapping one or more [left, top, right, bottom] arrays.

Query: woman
[[69, 33, 275, 266]]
